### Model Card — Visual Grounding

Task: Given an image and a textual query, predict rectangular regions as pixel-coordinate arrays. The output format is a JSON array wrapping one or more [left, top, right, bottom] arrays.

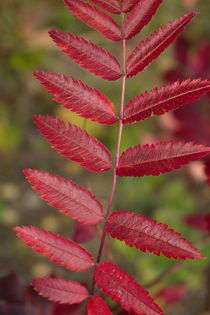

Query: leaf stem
[[90, 13, 127, 296]]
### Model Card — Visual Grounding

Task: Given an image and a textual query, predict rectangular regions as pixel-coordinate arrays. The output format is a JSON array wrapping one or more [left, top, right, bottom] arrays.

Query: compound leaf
[[127, 12, 196, 78], [95, 262, 164, 315], [87, 0, 121, 14], [117, 141, 210, 177], [32, 277, 88, 304], [64, 0, 122, 41], [106, 211, 204, 259], [24, 169, 103, 224], [34, 115, 113, 172], [123, 79, 210, 124], [49, 31, 122, 81], [124, 0, 163, 40], [14, 226, 94, 271], [88, 296, 112, 315], [34, 72, 118, 125]]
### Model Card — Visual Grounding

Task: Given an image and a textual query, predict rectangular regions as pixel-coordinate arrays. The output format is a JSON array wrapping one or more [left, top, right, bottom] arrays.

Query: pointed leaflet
[[124, 0, 163, 40], [122, 0, 139, 13], [95, 262, 164, 315], [49, 31, 121, 81], [14, 226, 94, 271], [117, 141, 210, 177], [123, 79, 210, 124], [127, 12, 196, 78], [87, 0, 121, 14], [32, 277, 88, 304], [64, 0, 121, 42], [88, 296, 112, 315], [106, 212, 204, 259], [34, 72, 118, 125], [24, 169, 103, 224], [34, 115, 112, 172]]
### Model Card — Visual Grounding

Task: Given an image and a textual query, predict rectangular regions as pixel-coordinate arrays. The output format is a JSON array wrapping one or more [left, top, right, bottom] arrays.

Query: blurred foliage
[[1, 0, 210, 314]]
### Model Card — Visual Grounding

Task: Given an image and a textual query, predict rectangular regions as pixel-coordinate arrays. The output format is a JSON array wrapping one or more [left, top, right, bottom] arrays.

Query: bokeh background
[[1, 0, 210, 314]]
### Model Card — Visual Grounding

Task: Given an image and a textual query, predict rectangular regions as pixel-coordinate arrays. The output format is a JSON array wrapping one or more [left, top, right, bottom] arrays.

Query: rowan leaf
[[24, 169, 104, 224], [87, 0, 121, 14], [33, 115, 113, 172], [123, 79, 210, 124], [124, 0, 163, 40], [88, 296, 112, 315], [34, 72, 118, 125], [117, 141, 210, 177], [73, 222, 97, 243], [127, 12, 196, 78], [106, 211, 204, 259], [32, 277, 89, 304], [95, 262, 164, 315], [64, 0, 122, 42], [122, 0, 139, 13], [14, 226, 94, 271], [49, 31, 122, 81]]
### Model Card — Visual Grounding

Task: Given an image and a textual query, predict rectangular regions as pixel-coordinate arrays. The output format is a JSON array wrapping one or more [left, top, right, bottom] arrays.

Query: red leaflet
[[87, 0, 121, 14], [14, 226, 94, 271], [95, 263, 164, 315], [127, 12, 196, 78], [49, 31, 122, 81], [34, 115, 112, 172], [88, 296, 112, 315], [24, 169, 103, 224], [185, 213, 210, 234], [123, 79, 210, 124], [64, 0, 122, 42], [32, 277, 88, 304], [124, 0, 163, 40], [106, 211, 204, 259], [73, 222, 97, 243], [34, 72, 118, 125], [122, 0, 139, 13], [117, 141, 210, 177], [156, 285, 188, 305]]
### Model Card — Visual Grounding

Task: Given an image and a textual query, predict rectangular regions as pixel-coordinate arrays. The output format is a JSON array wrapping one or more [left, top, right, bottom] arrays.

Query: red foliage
[[49, 31, 122, 81], [34, 115, 113, 172], [34, 72, 118, 125], [117, 141, 210, 177], [106, 211, 204, 259], [64, 0, 122, 41], [32, 277, 88, 304], [14, 226, 94, 271], [24, 169, 104, 224], [127, 12, 196, 77], [156, 285, 188, 304], [124, 0, 163, 40], [88, 296, 112, 314], [95, 262, 164, 315], [73, 222, 97, 243], [87, 0, 121, 15]]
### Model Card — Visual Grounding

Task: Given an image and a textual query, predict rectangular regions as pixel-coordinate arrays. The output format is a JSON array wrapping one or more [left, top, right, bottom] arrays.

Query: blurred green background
[[1, 0, 210, 313]]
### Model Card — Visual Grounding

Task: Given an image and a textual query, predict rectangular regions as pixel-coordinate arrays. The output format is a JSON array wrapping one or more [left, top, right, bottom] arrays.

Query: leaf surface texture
[[87, 0, 121, 14], [49, 31, 122, 81], [123, 79, 210, 124], [88, 296, 112, 314], [64, 0, 122, 41], [127, 12, 196, 77], [106, 211, 204, 259], [122, 0, 139, 13], [24, 169, 103, 224], [125, 0, 163, 40], [32, 277, 88, 304], [34, 115, 112, 172], [117, 141, 210, 177], [95, 262, 164, 315], [14, 226, 94, 271], [34, 72, 118, 125]]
